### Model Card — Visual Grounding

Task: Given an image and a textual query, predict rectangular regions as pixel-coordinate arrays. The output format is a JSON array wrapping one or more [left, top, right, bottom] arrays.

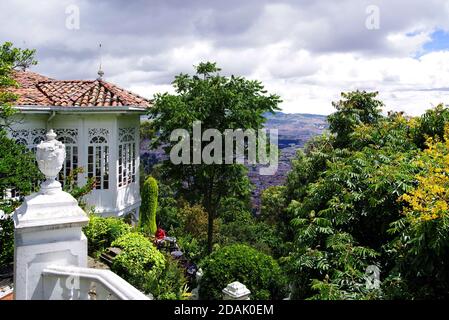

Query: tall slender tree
[[148, 62, 281, 252]]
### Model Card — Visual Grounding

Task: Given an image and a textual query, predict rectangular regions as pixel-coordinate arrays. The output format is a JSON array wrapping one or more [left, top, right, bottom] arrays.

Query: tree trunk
[[205, 173, 216, 254], [207, 207, 214, 254]]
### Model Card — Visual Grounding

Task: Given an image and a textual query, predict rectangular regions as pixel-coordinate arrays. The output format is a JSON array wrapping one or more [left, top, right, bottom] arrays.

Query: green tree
[[140, 176, 158, 235], [328, 90, 383, 148], [0, 130, 42, 197], [411, 103, 449, 149], [267, 92, 429, 299], [140, 120, 155, 141], [0, 43, 41, 197], [1, 42, 37, 128], [0, 42, 40, 267], [388, 124, 449, 298], [148, 62, 281, 252]]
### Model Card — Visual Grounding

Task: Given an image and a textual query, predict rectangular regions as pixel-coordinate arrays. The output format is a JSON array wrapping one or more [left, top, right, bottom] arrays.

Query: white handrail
[[42, 265, 151, 300]]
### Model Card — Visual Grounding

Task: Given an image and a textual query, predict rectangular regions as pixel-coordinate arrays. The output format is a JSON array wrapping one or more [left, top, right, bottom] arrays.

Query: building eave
[[14, 105, 149, 114]]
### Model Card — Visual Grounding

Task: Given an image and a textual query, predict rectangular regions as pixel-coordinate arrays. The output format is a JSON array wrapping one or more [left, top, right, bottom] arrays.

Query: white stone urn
[[36, 129, 66, 194]]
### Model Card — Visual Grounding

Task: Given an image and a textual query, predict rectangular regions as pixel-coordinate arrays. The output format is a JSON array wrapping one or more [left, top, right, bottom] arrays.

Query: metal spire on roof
[[97, 43, 104, 80]]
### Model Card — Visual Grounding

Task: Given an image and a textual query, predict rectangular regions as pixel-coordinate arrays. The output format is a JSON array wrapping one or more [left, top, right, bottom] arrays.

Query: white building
[[6, 70, 151, 219]]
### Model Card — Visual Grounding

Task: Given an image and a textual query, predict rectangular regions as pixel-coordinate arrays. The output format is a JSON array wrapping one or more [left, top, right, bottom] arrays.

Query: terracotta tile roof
[[8, 70, 151, 108]]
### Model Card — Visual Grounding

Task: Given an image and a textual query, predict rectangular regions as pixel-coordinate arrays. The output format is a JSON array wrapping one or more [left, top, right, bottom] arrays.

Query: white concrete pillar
[[13, 129, 89, 300], [222, 281, 251, 300]]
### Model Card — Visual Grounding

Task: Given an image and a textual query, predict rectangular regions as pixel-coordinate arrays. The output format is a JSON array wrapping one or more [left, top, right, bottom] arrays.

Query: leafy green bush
[[83, 215, 132, 255], [217, 197, 252, 224], [0, 130, 42, 196], [140, 176, 158, 235], [176, 234, 206, 264], [411, 103, 449, 149], [219, 220, 281, 257], [156, 183, 181, 231], [146, 255, 189, 300], [0, 214, 14, 266], [111, 232, 188, 299], [111, 233, 166, 285], [199, 244, 286, 300]]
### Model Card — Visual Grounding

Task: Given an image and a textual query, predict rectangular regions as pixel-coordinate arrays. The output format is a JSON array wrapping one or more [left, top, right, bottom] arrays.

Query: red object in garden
[[155, 227, 166, 240]]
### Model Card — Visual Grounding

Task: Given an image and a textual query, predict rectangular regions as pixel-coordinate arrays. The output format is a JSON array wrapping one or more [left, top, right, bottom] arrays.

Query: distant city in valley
[[140, 112, 329, 212], [248, 112, 328, 212]]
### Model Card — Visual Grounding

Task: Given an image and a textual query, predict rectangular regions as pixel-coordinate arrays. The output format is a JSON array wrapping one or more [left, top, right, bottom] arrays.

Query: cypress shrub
[[140, 176, 158, 234]]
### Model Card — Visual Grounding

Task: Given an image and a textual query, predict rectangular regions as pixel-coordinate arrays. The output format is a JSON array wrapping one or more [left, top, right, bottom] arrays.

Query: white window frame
[[55, 129, 79, 187], [118, 128, 136, 188], [88, 128, 110, 190]]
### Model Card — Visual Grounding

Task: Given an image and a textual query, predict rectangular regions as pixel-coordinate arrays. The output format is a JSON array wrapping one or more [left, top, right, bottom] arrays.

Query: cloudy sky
[[1, 0, 449, 115]]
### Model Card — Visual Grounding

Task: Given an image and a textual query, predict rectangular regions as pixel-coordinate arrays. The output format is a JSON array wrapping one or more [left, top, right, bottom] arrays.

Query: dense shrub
[[176, 234, 206, 264], [199, 244, 286, 300], [83, 215, 132, 255], [0, 213, 13, 266], [146, 255, 189, 300], [111, 232, 188, 299], [140, 176, 158, 235], [156, 183, 181, 231], [388, 125, 449, 298], [179, 203, 220, 240], [411, 103, 449, 149], [0, 129, 42, 197], [111, 232, 166, 284], [217, 197, 252, 224]]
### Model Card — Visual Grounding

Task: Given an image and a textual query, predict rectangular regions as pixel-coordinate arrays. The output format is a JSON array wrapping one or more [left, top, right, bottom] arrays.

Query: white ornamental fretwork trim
[[11, 128, 46, 147], [88, 128, 109, 139], [119, 128, 136, 143], [55, 128, 79, 144]]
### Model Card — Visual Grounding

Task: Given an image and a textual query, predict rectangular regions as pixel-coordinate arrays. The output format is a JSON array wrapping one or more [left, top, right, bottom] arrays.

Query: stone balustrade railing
[[42, 265, 150, 300]]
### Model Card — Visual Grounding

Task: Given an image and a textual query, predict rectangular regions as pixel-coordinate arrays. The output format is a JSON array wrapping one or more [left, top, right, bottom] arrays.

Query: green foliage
[[146, 255, 189, 300], [217, 197, 252, 224], [63, 167, 96, 209], [83, 215, 132, 255], [219, 219, 281, 257], [0, 130, 42, 196], [1, 42, 37, 127], [0, 42, 41, 197], [111, 232, 188, 299], [328, 90, 383, 148], [0, 42, 39, 269], [148, 61, 280, 252], [199, 244, 286, 300], [411, 103, 449, 149], [260, 186, 293, 253], [111, 233, 166, 288], [140, 120, 155, 141], [0, 42, 37, 71], [179, 202, 220, 240], [273, 92, 440, 299], [385, 125, 449, 298], [0, 214, 14, 266], [140, 176, 158, 235], [156, 182, 181, 230], [176, 234, 206, 264]]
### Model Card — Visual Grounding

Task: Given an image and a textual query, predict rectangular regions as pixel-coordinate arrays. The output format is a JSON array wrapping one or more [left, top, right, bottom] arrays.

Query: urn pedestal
[[13, 130, 89, 300]]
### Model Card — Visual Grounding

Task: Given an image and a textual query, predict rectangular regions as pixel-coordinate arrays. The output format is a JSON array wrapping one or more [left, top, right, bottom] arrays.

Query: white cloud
[[1, 0, 449, 116]]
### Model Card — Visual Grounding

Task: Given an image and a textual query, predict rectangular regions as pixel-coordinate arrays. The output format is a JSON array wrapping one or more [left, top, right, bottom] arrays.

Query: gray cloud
[[0, 0, 449, 114]]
